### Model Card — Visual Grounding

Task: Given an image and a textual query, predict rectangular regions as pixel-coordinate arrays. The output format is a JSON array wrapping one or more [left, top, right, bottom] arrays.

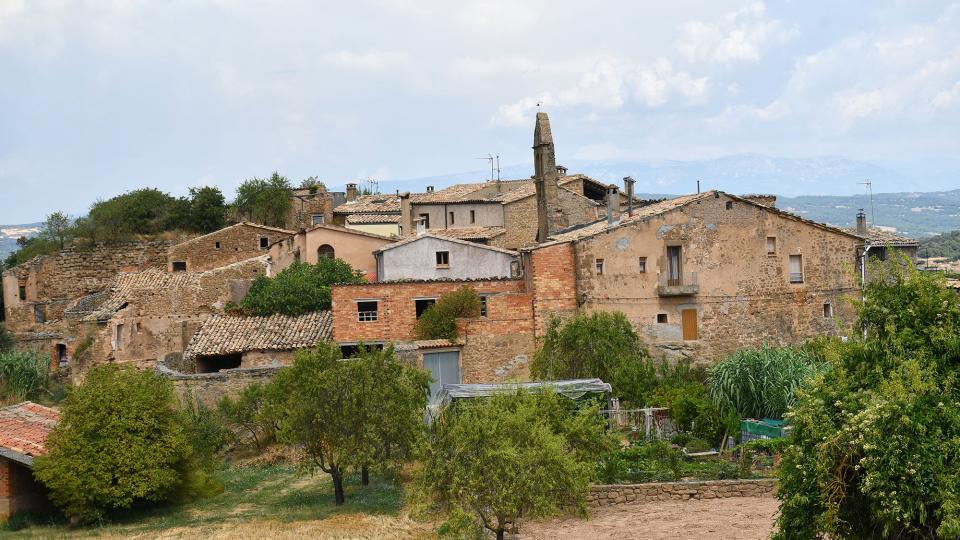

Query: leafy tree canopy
[[919, 229, 960, 261], [185, 186, 228, 233], [39, 211, 72, 249], [234, 172, 294, 228], [414, 286, 482, 340], [240, 258, 365, 316], [33, 365, 195, 522], [774, 260, 960, 539]]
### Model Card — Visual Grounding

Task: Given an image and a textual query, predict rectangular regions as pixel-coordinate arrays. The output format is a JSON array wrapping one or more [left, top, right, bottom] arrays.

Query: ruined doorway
[[56, 344, 68, 366], [667, 246, 682, 286], [196, 354, 242, 373], [681, 309, 698, 341]]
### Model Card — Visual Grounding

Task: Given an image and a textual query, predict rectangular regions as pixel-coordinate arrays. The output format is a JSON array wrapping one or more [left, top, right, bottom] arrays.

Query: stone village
[[0, 113, 919, 517]]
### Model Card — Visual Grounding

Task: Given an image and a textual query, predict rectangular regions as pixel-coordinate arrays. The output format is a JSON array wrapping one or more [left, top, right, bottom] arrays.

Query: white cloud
[[676, 2, 798, 64], [319, 50, 410, 70], [491, 57, 708, 126], [933, 80, 960, 109]]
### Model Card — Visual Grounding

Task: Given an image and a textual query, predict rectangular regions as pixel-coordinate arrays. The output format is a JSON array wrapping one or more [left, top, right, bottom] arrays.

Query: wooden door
[[681, 309, 698, 341]]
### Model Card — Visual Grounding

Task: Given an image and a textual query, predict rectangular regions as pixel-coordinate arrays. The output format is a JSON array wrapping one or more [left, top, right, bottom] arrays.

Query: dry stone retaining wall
[[588, 479, 775, 508]]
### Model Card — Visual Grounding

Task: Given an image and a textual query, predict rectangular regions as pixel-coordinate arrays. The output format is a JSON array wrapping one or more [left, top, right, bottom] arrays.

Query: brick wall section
[[0, 457, 49, 518], [588, 479, 776, 508], [166, 223, 291, 272], [2, 240, 174, 332], [524, 243, 579, 338]]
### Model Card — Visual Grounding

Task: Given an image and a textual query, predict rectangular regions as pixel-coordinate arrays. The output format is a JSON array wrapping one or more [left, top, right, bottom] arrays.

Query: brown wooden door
[[681, 309, 698, 341]]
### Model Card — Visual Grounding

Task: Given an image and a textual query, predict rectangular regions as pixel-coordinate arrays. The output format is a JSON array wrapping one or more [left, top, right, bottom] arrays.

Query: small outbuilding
[[183, 311, 332, 373], [0, 402, 59, 519]]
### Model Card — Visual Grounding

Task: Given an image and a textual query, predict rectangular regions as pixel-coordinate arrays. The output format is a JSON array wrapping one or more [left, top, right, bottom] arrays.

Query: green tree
[[418, 391, 601, 540], [531, 311, 656, 405], [86, 188, 186, 240], [414, 286, 482, 340], [240, 258, 364, 315], [39, 211, 72, 249], [774, 260, 960, 539], [217, 382, 277, 450], [267, 343, 429, 505], [234, 172, 294, 228], [33, 365, 194, 522], [185, 186, 227, 233], [3, 236, 57, 268]]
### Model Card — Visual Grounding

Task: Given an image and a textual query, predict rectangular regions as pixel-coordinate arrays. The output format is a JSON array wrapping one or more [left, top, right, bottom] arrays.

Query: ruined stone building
[[267, 223, 393, 280], [286, 184, 343, 230], [167, 222, 293, 273]]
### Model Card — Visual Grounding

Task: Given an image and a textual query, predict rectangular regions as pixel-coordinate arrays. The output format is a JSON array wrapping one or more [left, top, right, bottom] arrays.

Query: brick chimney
[[606, 185, 620, 225], [345, 183, 358, 202], [533, 112, 565, 242], [856, 209, 867, 235], [399, 192, 412, 237]]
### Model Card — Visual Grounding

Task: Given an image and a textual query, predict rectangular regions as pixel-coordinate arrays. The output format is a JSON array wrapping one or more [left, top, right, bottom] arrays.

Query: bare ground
[[522, 496, 779, 540]]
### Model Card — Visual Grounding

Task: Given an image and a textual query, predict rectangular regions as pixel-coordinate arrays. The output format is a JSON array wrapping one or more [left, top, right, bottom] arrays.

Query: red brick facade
[[0, 457, 48, 518], [523, 242, 578, 337]]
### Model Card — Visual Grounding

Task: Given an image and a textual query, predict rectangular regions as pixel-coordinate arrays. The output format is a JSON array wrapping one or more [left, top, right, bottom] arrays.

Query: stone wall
[[287, 188, 335, 230], [494, 190, 599, 251], [588, 479, 776, 508], [166, 223, 291, 273], [160, 365, 281, 408]]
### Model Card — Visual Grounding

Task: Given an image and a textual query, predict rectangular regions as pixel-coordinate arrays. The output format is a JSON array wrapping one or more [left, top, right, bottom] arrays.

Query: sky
[[1, 0, 959, 223]]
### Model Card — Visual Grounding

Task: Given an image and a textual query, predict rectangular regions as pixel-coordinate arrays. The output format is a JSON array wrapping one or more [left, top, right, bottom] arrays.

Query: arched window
[[318, 244, 335, 259]]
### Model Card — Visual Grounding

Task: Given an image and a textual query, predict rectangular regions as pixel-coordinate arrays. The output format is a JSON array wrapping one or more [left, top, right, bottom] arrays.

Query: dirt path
[[523, 496, 779, 540]]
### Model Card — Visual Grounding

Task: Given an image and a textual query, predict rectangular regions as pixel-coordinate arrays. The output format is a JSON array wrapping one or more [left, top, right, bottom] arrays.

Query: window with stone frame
[[311, 213, 325, 226], [789, 254, 804, 283], [259, 236, 269, 249], [823, 303, 833, 318], [766, 237, 776, 255], [595, 258, 605, 275]]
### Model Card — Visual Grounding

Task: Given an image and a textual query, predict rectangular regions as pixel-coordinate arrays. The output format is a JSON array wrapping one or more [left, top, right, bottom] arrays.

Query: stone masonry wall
[[494, 190, 599, 251], [166, 223, 291, 273], [161, 365, 281, 408], [588, 479, 776, 508]]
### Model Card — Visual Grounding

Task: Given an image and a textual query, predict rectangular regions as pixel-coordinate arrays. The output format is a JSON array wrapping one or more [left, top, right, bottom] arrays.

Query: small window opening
[[510, 260, 522, 278], [595, 258, 605, 274], [56, 344, 68, 366], [214, 241, 221, 250], [823, 303, 833, 318], [657, 313, 668, 324], [259, 237, 269, 249], [311, 214, 325, 226], [789, 254, 804, 283], [358, 301, 378, 322], [18, 286, 26, 300], [436, 251, 450, 268], [725, 201, 733, 210], [34, 305, 45, 324], [479, 295, 488, 317], [419, 213, 430, 229], [470, 210, 476, 224], [448, 211, 455, 225], [115, 323, 125, 349], [638, 257, 647, 273], [767, 237, 776, 255], [172, 261, 187, 272], [415, 298, 436, 318], [318, 244, 335, 259]]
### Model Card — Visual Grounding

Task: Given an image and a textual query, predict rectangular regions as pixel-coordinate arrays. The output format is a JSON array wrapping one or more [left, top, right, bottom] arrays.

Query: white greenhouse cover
[[428, 378, 612, 410]]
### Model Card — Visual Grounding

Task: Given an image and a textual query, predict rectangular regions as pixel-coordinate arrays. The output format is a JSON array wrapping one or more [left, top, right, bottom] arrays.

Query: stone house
[[331, 278, 535, 393], [1, 240, 172, 333], [166, 222, 293, 273], [267, 223, 393, 280], [846, 210, 919, 266], [374, 233, 520, 282], [0, 402, 58, 519], [182, 311, 332, 373], [523, 190, 864, 361], [286, 185, 342, 230], [60, 257, 271, 379]]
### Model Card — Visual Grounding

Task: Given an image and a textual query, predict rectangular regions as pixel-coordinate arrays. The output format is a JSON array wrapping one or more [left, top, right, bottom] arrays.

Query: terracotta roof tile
[[430, 226, 506, 241], [0, 401, 59, 463], [843, 227, 918, 246], [184, 311, 332, 359], [345, 214, 401, 224]]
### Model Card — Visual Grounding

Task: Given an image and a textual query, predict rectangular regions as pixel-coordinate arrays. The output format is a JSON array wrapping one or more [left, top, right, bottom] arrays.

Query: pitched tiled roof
[[0, 402, 59, 465], [843, 227, 919, 247], [431, 226, 506, 241], [170, 223, 294, 249], [183, 311, 332, 359], [346, 213, 401, 224], [333, 195, 401, 214], [414, 339, 461, 349]]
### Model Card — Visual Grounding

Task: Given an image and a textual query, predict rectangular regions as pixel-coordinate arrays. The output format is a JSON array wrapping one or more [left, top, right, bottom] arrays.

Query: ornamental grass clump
[[0, 350, 52, 402]]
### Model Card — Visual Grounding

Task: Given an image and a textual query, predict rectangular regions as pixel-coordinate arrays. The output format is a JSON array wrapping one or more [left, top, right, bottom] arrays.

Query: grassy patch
[[1, 465, 404, 538]]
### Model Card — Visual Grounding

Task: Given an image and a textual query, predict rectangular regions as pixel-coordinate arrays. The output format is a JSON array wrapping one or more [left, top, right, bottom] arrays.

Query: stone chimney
[[346, 183, 358, 202], [856, 209, 867, 235], [556, 165, 568, 177], [606, 185, 620, 225], [533, 112, 565, 242], [623, 176, 635, 217], [426, 185, 435, 193], [399, 192, 412, 237]]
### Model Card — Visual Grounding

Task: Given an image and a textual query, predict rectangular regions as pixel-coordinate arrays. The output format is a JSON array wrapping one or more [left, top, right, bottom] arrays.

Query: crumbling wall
[[160, 365, 281, 408], [588, 479, 776, 508], [166, 224, 290, 273]]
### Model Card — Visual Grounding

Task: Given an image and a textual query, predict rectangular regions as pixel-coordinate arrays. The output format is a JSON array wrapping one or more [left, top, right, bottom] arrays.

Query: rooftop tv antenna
[[858, 180, 875, 226], [362, 177, 380, 195], [476, 153, 500, 182]]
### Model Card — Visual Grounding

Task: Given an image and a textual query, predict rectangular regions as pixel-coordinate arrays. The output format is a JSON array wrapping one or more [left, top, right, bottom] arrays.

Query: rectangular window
[[357, 301, 378, 322], [415, 298, 436, 319], [18, 286, 26, 300], [479, 295, 488, 317], [470, 210, 476, 224], [725, 201, 733, 210], [823, 303, 833, 318], [667, 246, 682, 286], [657, 313, 668, 324], [436, 251, 450, 268], [766, 237, 776, 255], [419, 213, 430, 229], [259, 237, 269, 249], [172, 261, 187, 272], [311, 214, 325, 225], [638, 257, 647, 273], [789, 254, 804, 283], [214, 241, 221, 250], [448, 211, 455, 225], [595, 258, 605, 274], [115, 323, 125, 349], [34, 305, 44, 324]]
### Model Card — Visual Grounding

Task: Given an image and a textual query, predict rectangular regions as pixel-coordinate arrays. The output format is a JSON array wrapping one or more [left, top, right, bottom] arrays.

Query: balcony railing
[[657, 272, 699, 296]]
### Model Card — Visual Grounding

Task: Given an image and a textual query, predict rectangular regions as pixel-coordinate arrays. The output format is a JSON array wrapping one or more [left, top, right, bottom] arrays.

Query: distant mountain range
[[0, 223, 41, 263]]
